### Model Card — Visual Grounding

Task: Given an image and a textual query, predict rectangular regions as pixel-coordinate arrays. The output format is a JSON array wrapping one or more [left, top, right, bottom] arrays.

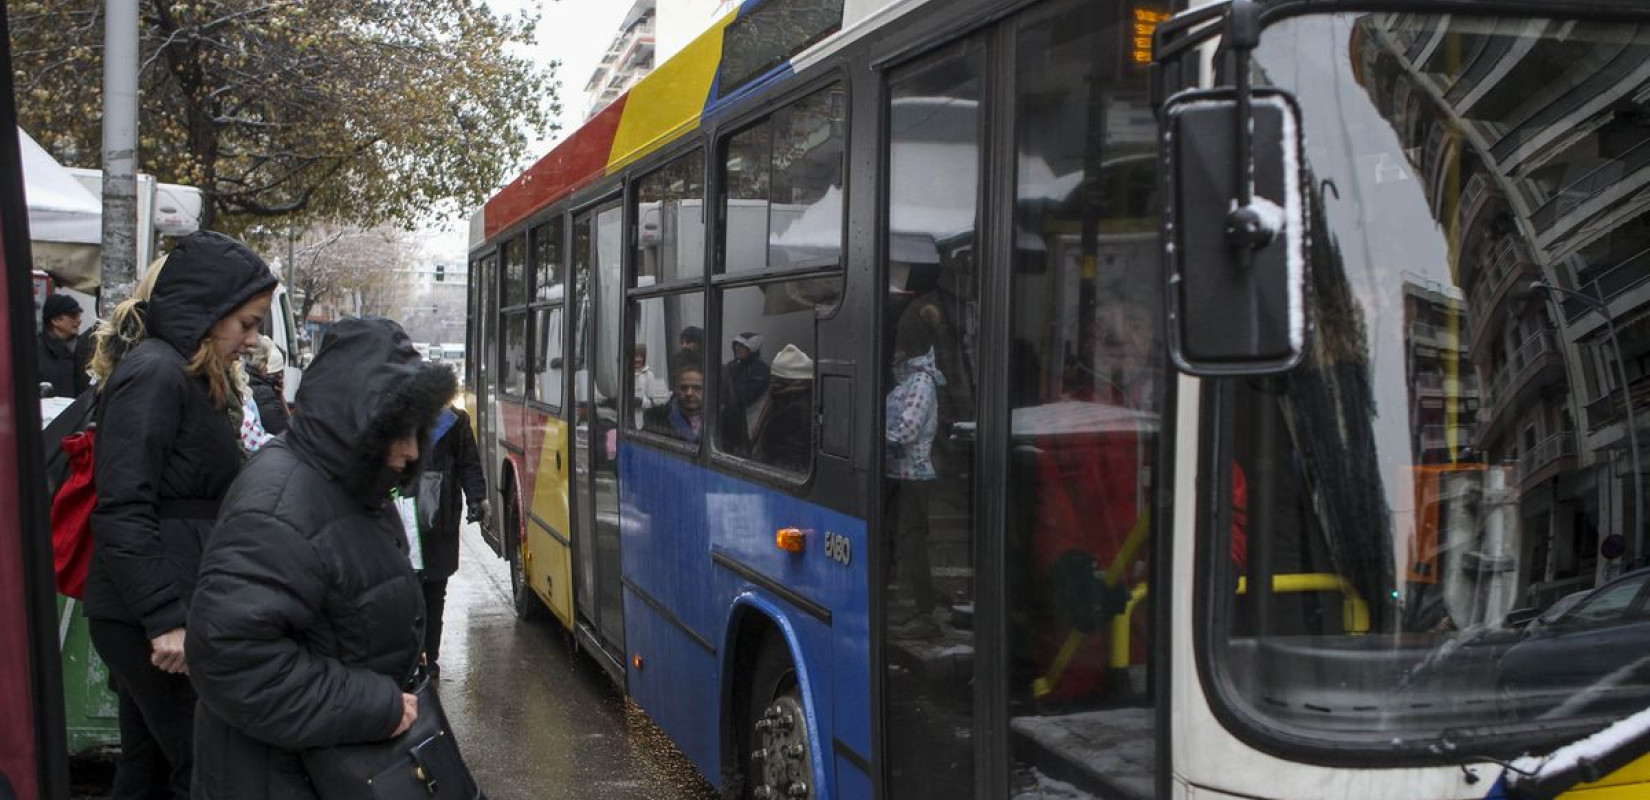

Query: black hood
[[148, 231, 279, 357], [287, 317, 456, 505]]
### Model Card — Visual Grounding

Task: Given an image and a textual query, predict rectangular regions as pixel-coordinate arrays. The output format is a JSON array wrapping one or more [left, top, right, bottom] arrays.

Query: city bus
[[465, 0, 1650, 797]]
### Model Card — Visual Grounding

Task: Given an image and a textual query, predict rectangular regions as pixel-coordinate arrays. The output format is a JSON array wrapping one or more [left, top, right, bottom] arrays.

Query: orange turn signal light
[[633, 654, 644, 670], [776, 528, 806, 553]]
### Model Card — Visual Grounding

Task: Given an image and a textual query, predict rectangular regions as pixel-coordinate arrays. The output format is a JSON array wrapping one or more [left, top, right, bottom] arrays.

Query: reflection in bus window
[[502, 236, 527, 308], [723, 84, 846, 274], [879, 38, 983, 800], [532, 221, 563, 302], [1202, 12, 1650, 756], [534, 306, 564, 409], [637, 153, 705, 284], [715, 277, 838, 468], [631, 292, 705, 436], [503, 312, 528, 398], [1005, 5, 1161, 796]]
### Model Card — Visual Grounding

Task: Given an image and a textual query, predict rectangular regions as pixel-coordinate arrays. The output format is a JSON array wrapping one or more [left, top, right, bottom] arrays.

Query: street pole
[[99, 0, 140, 316], [1534, 281, 1645, 566]]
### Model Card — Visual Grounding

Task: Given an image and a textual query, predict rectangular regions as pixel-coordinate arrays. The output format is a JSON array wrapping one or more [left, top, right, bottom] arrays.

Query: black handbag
[[301, 669, 482, 800]]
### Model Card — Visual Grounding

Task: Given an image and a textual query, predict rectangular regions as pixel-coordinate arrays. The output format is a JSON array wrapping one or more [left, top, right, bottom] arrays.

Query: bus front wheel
[[744, 635, 814, 800]]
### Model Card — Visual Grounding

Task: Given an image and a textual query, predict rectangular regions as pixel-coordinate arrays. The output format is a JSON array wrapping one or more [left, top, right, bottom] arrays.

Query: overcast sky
[[420, 0, 634, 265]]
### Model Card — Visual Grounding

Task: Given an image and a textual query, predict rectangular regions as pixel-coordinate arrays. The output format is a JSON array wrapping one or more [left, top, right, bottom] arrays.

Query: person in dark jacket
[[751, 344, 813, 473], [187, 317, 456, 800], [418, 404, 488, 671], [246, 335, 289, 435], [84, 231, 278, 800], [37, 292, 87, 397]]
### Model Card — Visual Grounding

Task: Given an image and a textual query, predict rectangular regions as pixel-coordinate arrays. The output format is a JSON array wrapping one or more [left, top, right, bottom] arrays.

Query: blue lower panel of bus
[[619, 443, 871, 799]]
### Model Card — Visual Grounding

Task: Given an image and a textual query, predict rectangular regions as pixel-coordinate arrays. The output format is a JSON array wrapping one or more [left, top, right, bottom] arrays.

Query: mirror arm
[[1225, 0, 1276, 269]]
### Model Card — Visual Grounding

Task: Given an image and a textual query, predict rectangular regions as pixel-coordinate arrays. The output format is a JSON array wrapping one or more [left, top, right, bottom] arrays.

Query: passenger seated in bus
[[725, 331, 770, 425], [643, 363, 705, 443], [886, 319, 944, 636], [752, 344, 813, 473]]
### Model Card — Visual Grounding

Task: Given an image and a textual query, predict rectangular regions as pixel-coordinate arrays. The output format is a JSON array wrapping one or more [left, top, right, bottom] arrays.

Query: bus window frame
[[625, 143, 711, 459], [498, 234, 531, 401], [701, 73, 852, 489], [527, 211, 568, 415]]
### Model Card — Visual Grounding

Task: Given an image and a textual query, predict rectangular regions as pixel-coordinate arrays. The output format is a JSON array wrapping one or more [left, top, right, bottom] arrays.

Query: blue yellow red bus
[[466, 0, 1650, 797]]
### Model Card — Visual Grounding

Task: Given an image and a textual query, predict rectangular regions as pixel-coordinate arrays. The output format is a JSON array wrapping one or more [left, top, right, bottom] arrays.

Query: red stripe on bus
[[484, 94, 630, 240]]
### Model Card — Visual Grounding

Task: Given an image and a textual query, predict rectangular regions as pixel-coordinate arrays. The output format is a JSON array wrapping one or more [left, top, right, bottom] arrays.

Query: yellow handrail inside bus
[[1235, 573, 1371, 634], [1033, 571, 1371, 699]]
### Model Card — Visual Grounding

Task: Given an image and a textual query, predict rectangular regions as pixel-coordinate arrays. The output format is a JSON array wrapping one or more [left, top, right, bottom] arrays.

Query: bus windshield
[[1204, 11, 1650, 756]]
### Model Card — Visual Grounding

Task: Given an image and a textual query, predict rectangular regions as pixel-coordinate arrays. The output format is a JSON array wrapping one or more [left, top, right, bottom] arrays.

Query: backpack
[[42, 388, 97, 599]]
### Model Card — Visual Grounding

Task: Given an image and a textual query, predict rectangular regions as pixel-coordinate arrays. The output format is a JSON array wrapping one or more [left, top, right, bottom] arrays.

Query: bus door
[[877, 2, 1166, 797], [571, 200, 626, 671], [473, 251, 503, 553]]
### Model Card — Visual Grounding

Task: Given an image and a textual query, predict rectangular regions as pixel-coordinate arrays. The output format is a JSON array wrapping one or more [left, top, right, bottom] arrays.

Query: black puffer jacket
[[249, 368, 289, 434], [421, 406, 485, 579], [188, 317, 456, 799], [85, 231, 278, 636]]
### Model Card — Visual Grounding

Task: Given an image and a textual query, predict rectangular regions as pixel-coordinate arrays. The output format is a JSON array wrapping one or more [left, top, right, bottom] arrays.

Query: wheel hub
[[751, 694, 813, 799]]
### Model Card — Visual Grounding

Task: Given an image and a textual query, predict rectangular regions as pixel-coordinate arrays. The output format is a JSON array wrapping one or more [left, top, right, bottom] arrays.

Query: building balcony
[[1584, 373, 1650, 431], [1560, 254, 1650, 323], [1517, 432, 1577, 489], [1467, 238, 1538, 355], [1479, 330, 1566, 445]]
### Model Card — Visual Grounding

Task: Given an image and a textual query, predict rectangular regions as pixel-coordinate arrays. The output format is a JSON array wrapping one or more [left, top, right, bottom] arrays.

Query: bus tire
[[743, 634, 814, 800], [505, 487, 548, 623]]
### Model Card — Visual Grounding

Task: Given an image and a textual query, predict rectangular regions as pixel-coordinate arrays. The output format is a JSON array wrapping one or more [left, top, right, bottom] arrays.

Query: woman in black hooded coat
[[186, 317, 456, 799], [85, 231, 278, 800]]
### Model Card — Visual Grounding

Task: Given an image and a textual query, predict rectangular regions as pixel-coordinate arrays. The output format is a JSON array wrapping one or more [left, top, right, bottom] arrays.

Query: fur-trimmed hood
[[286, 317, 456, 506]]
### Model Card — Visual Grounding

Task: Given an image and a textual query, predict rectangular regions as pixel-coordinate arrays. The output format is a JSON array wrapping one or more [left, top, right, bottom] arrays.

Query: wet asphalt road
[[70, 522, 719, 800], [437, 522, 718, 799]]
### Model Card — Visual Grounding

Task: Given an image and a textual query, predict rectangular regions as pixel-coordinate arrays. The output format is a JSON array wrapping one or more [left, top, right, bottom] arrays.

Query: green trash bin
[[56, 594, 121, 755]]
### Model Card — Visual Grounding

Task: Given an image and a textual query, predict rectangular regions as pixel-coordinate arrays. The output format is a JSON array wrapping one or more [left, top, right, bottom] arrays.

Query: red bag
[[51, 428, 96, 599]]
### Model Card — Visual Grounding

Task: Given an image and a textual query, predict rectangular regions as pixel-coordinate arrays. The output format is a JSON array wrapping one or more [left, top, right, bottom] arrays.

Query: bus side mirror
[[1163, 87, 1306, 375]]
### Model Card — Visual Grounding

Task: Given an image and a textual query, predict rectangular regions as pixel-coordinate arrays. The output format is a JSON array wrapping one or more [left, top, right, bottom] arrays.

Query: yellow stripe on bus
[[606, 10, 739, 173]]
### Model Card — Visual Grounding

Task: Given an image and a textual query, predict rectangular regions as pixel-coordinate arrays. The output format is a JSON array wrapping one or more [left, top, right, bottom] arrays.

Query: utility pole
[[99, 0, 140, 316]]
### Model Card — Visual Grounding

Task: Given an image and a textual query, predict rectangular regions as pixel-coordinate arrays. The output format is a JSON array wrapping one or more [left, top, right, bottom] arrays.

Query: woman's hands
[[392, 692, 419, 737], [150, 628, 188, 674]]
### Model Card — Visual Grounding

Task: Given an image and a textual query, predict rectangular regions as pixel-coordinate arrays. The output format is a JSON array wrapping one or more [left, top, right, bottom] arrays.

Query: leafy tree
[[9, 0, 557, 232]]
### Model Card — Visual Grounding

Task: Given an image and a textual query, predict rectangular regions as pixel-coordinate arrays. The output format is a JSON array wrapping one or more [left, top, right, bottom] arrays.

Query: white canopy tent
[[19, 127, 102, 291]]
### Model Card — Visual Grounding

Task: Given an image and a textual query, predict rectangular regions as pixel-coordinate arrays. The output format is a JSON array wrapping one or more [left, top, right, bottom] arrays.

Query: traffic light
[[434, 264, 446, 282]]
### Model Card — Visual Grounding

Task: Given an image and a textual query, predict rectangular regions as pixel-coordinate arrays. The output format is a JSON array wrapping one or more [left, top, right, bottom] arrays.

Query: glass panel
[[592, 204, 625, 649], [715, 276, 841, 465], [571, 216, 596, 617], [532, 221, 563, 303], [533, 306, 565, 409], [723, 84, 846, 274], [1200, 12, 1650, 754], [631, 292, 706, 436], [502, 236, 527, 308], [879, 40, 983, 800], [637, 154, 706, 285], [503, 311, 528, 398], [1005, 6, 1161, 796]]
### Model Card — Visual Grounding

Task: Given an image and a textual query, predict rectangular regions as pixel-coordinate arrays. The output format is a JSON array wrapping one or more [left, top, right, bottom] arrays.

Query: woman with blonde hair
[[85, 230, 278, 799]]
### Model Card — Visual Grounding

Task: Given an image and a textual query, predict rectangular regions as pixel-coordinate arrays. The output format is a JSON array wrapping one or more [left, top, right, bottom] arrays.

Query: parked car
[[1497, 568, 1650, 719]]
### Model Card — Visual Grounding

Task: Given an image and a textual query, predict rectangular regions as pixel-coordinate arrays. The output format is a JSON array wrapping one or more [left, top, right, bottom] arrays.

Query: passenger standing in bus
[[419, 403, 488, 675], [84, 231, 277, 800], [886, 318, 944, 636], [187, 317, 454, 799], [632, 343, 669, 427], [725, 331, 770, 413], [38, 292, 87, 397], [752, 344, 814, 473]]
